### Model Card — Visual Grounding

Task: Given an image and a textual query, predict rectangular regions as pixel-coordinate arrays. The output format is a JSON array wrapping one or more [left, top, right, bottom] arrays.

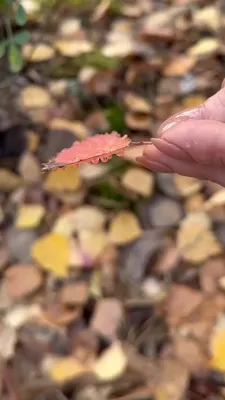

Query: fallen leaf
[[44, 166, 82, 192], [154, 359, 189, 400], [54, 39, 93, 57], [203, 189, 225, 211], [79, 163, 109, 182], [60, 281, 89, 306], [48, 356, 88, 382], [5, 263, 43, 299], [48, 118, 89, 140], [91, 298, 123, 340], [89, 270, 102, 298], [0, 169, 21, 192], [0, 324, 17, 360], [188, 38, 220, 57], [177, 212, 222, 263], [200, 257, 225, 294], [109, 211, 142, 245], [209, 327, 225, 372], [182, 95, 206, 109], [53, 206, 106, 236], [123, 92, 152, 114], [41, 302, 81, 326], [22, 43, 55, 62], [19, 86, 53, 109], [4, 304, 41, 328], [163, 55, 195, 76], [125, 112, 152, 131], [121, 167, 154, 197], [93, 341, 127, 381], [194, 6, 220, 31], [48, 80, 67, 97], [184, 193, 205, 213], [31, 233, 69, 277], [173, 335, 207, 373], [58, 18, 81, 37], [166, 284, 203, 326], [18, 152, 41, 183], [174, 174, 203, 197], [16, 204, 45, 228]]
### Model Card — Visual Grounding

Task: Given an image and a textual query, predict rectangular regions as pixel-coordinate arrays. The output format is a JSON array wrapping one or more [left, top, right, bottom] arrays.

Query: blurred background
[[1, 0, 225, 399]]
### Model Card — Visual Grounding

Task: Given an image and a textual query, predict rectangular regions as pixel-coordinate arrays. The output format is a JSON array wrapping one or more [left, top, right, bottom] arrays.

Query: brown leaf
[[5, 264, 43, 300], [59, 281, 89, 306], [91, 298, 123, 340]]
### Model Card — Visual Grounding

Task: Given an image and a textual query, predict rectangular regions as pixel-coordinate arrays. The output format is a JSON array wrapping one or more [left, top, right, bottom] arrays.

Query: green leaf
[[15, 3, 26, 26], [0, 42, 6, 58], [104, 104, 125, 132], [13, 30, 30, 45], [8, 44, 23, 72]]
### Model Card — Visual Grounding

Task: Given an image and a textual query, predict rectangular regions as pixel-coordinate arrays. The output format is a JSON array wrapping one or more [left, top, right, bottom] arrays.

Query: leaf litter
[[1, 0, 225, 399]]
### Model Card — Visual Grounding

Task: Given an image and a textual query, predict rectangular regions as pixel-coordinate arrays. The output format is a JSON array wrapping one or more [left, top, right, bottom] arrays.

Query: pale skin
[[136, 80, 225, 187]]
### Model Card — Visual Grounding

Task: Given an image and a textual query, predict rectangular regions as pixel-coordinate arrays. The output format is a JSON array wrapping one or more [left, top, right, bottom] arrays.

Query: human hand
[[137, 80, 225, 186]]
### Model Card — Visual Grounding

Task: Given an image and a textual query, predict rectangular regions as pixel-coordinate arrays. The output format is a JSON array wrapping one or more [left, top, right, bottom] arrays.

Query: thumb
[[158, 85, 225, 136]]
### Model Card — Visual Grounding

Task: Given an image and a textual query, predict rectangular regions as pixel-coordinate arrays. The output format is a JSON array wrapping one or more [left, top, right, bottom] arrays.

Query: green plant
[[0, 0, 30, 72]]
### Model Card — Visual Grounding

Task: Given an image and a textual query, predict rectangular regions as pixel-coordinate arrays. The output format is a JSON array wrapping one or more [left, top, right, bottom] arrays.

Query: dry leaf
[[19, 86, 53, 109], [4, 304, 41, 328], [184, 193, 205, 213], [166, 284, 203, 326], [26, 130, 40, 153], [0, 169, 21, 192], [123, 92, 152, 114], [53, 206, 106, 236], [91, 298, 123, 340], [200, 257, 225, 294], [22, 43, 55, 62], [89, 270, 102, 298], [48, 80, 67, 97], [48, 118, 89, 140], [48, 357, 88, 382], [31, 233, 69, 277], [16, 204, 45, 228], [154, 359, 189, 400], [121, 167, 154, 197], [18, 152, 41, 183], [203, 189, 225, 211], [93, 341, 127, 381], [0, 324, 17, 360], [55, 39, 93, 56], [173, 335, 207, 373], [174, 174, 203, 197], [58, 18, 81, 37], [125, 112, 152, 131], [177, 212, 222, 263], [41, 302, 81, 326], [209, 327, 225, 372], [78, 230, 108, 261], [5, 264, 42, 299], [60, 281, 89, 306], [163, 55, 195, 76], [188, 38, 220, 57], [44, 166, 82, 192], [182, 95, 206, 109], [79, 163, 109, 181], [194, 6, 220, 31], [109, 211, 142, 245]]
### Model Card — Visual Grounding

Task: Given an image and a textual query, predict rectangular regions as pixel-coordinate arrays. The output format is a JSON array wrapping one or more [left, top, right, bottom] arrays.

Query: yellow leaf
[[194, 6, 220, 31], [16, 204, 45, 229], [44, 166, 81, 192], [49, 357, 88, 382], [109, 211, 142, 245], [19, 86, 53, 109], [123, 92, 152, 114], [54, 39, 93, 57], [79, 230, 108, 261], [31, 233, 69, 277], [121, 167, 154, 197], [0, 169, 21, 192], [92, 341, 127, 381], [53, 206, 106, 236], [174, 175, 203, 197], [182, 95, 206, 109], [177, 212, 222, 263], [89, 270, 102, 298], [209, 328, 225, 372], [48, 118, 89, 140], [22, 43, 55, 62], [188, 38, 220, 57], [203, 189, 225, 211]]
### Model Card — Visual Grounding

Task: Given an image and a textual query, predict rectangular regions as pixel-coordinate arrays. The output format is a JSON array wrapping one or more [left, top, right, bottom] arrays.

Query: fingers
[[158, 86, 225, 136], [137, 146, 225, 186], [154, 119, 225, 167]]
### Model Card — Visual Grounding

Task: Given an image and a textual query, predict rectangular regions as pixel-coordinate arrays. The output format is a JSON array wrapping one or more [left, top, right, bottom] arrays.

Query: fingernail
[[136, 156, 174, 173], [149, 138, 193, 162], [158, 107, 202, 135]]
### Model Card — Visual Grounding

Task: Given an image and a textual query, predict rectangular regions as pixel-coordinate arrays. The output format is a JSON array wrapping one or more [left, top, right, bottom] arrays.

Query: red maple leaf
[[42, 132, 132, 171]]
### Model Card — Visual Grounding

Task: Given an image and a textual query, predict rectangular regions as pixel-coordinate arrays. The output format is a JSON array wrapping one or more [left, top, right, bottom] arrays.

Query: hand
[[137, 80, 225, 186]]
